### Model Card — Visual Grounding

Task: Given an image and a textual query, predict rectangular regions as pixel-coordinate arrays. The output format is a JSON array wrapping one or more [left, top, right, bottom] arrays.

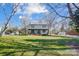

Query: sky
[[0, 3, 70, 29]]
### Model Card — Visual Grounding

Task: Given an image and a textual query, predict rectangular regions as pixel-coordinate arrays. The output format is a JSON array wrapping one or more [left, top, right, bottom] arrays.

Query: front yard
[[0, 35, 79, 56]]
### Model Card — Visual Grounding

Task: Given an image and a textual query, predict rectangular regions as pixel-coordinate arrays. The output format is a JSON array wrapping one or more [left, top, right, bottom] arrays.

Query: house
[[28, 23, 49, 35], [2, 27, 20, 35], [1, 23, 49, 35]]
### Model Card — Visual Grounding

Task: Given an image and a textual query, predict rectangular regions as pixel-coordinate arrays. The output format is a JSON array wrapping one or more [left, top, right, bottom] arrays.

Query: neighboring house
[[3, 28, 19, 35], [28, 24, 49, 35], [58, 32, 66, 36]]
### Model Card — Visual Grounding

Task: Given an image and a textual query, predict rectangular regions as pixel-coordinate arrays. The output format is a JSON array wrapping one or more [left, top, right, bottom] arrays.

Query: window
[[31, 25, 35, 28], [42, 25, 46, 28], [43, 30, 46, 32]]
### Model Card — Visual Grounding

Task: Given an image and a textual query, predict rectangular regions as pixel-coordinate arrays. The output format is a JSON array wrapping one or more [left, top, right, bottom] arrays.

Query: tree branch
[[47, 4, 70, 18], [0, 3, 20, 36], [72, 3, 79, 10]]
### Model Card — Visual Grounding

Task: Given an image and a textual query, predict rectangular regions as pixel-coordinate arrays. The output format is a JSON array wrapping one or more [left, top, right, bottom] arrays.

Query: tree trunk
[[0, 4, 19, 36], [67, 3, 74, 20]]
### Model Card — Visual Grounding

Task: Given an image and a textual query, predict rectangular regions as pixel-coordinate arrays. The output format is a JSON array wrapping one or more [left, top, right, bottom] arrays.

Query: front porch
[[28, 29, 48, 35]]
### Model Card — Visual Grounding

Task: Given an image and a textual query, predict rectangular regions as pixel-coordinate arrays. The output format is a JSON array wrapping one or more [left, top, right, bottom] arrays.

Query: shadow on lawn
[[0, 38, 79, 56], [25, 38, 79, 46]]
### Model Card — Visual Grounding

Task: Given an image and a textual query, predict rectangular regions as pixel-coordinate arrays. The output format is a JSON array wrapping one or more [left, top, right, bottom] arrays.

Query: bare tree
[[47, 3, 78, 20], [19, 16, 29, 35], [46, 3, 70, 18], [72, 3, 79, 10], [0, 3, 19, 36], [44, 12, 56, 35], [67, 3, 74, 20], [46, 3, 75, 35]]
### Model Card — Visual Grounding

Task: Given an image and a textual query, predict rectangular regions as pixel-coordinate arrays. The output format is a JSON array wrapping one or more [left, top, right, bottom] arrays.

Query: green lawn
[[0, 35, 79, 56]]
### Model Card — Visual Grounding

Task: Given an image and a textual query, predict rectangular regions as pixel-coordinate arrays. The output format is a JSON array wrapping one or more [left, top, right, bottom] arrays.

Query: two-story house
[[28, 23, 49, 35]]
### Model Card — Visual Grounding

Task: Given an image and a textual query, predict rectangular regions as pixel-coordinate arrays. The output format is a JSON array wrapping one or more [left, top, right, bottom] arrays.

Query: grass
[[0, 35, 79, 56]]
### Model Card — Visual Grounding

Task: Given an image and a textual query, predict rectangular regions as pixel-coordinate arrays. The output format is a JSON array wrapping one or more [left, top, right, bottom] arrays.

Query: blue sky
[[0, 3, 69, 28]]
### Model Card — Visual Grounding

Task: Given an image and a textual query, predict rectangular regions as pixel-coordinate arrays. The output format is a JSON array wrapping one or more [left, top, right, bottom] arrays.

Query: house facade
[[1, 24, 49, 35], [28, 24, 49, 35]]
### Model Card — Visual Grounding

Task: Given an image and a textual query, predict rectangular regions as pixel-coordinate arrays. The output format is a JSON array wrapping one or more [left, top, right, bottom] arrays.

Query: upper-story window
[[42, 25, 46, 28], [31, 25, 35, 28]]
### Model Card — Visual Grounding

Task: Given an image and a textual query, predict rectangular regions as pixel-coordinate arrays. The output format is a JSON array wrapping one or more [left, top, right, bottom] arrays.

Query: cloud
[[27, 4, 48, 14], [17, 3, 48, 16]]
